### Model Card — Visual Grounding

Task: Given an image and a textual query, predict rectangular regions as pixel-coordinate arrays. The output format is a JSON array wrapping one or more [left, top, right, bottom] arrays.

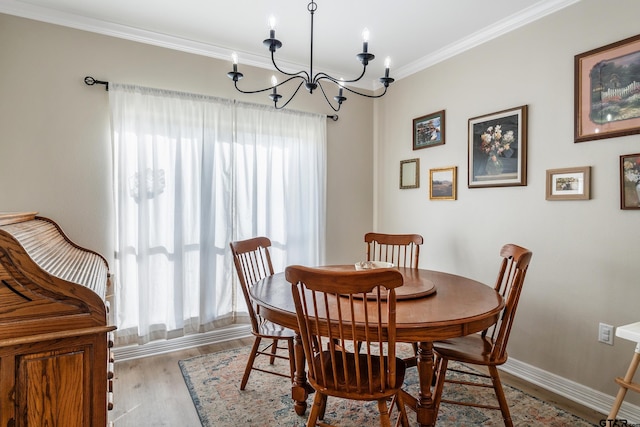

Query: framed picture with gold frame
[[545, 166, 591, 200], [429, 166, 457, 200], [400, 158, 419, 189]]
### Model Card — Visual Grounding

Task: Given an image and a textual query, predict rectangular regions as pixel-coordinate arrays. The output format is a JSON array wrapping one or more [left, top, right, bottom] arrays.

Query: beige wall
[[0, 13, 373, 265], [374, 0, 640, 405], [2, 0, 640, 410]]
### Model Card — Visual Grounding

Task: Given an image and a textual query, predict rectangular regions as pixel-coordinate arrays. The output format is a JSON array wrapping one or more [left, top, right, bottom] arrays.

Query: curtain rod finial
[[84, 76, 109, 91]]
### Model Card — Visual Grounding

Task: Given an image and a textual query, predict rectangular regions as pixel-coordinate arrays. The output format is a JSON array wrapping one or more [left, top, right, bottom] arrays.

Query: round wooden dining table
[[250, 265, 504, 427]]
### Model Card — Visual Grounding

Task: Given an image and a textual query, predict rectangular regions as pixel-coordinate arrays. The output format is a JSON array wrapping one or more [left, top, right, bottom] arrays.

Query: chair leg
[[286, 338, 296, 382], [609, 351, 640, 420], [269, 338, 279, 364], [318, 392, 328, 420], [432, 354, 448, 416], [412, 342, 419, 356], [489, 365, 513, 427], [240, 336, 262, 390], [307, 392, 325, 427], [392, 392, 410, 427], [376, 399, 392, 427]]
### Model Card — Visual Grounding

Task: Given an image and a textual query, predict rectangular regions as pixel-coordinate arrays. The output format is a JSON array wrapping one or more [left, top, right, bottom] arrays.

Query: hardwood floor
[[109, 337, 254, 427], [110, 337, 605, 426]]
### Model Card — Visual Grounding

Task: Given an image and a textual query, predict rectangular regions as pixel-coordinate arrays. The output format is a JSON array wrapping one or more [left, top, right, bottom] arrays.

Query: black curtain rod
[[84, 76, 109, 91], [83, 76, 338, 121]]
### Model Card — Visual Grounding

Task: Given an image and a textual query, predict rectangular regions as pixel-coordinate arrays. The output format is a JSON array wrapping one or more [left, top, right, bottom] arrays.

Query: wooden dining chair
[[431, 243, 533, 427], [286, 265, 410, 427], [365, 232, 423, 269], [365, 232, 424, 358], [230, 237, 295, 390]]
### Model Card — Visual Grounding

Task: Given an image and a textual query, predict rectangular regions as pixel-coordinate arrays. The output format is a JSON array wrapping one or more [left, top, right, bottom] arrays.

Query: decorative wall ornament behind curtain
[[109, 84, 326, 346]]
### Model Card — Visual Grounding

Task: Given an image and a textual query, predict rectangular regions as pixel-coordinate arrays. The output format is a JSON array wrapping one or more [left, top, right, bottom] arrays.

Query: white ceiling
[[1, 0, 579, 89]]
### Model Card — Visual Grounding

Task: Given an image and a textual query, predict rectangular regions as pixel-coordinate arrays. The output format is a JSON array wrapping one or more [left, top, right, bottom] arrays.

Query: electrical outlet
[[599, 323, 614, 345]]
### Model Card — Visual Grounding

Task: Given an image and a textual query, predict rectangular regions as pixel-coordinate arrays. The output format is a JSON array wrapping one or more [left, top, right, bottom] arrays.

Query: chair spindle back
[[484, 243, 533, 361], [365, 232, 423, 269], [230, 237, 275, 333], [287, 266, 404, 396]]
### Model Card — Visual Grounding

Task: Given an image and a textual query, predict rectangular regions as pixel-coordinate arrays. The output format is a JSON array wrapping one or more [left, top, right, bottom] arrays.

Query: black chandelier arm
[[312, 65, 369, 86], [339, 83, 390, 99], [316, 81, 342, 112], [233, 74, 307, 95], [270, 52, 311, 81], [273, 80, 306, 109]]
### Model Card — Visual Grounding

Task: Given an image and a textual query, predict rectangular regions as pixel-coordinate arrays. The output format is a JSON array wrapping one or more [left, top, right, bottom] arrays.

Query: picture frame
[[545, 166, 591, 200], [575, 34, 640, 143], [413, 110, 445, 150], [620, 153, 640, 210], [429, 166, 457, 200], [400, 158, 420, 189], [468, 105, 528, 188]]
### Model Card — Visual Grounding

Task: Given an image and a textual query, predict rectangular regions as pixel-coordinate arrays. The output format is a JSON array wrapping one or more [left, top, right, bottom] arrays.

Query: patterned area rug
[[179, 345, 595, 426]]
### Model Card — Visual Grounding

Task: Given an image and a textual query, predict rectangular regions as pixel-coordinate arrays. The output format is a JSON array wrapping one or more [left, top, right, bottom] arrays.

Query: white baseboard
[[114, 328, 640, 423], [502, 357, 640, 423], [112, 324, 252, 362]]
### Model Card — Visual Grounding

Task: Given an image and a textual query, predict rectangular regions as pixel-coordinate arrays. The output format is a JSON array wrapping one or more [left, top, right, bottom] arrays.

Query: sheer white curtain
[[109, 84, 326, 345], [233, 103, 326, 269]]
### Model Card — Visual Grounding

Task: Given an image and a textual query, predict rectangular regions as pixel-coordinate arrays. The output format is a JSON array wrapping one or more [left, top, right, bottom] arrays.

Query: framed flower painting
[[621, 153, 640, 209], [468, 105, 528, 188]]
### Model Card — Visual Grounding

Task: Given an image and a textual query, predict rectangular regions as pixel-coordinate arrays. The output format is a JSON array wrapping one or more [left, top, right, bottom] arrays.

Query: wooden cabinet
[[0, 213, 115, 427]]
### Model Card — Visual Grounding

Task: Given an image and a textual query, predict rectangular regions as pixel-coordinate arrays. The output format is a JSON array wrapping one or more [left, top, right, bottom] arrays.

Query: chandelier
[[226, 0, 394, 112]]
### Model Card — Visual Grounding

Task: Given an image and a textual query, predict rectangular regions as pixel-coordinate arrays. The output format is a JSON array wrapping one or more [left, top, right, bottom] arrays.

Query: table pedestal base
[[401, 341, 439, 427]]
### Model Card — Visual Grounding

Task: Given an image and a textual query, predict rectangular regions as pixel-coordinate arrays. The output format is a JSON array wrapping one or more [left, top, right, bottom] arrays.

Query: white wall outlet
[[598, 322, 614, 345]]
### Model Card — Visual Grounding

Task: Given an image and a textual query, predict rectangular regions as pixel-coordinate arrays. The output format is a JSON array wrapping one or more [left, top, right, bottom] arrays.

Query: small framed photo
[[621, 153, 640, 209], [468, 105, 527, 188], [400, 158, 420, 189], [413, 110, 445, 150], [429, 166, 457, 200], [575, 34, 640, 143], [545, 166, 591, 200]]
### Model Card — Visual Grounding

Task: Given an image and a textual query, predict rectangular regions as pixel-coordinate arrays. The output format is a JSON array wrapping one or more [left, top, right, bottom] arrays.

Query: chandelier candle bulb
[[227, 52, 243, 81], [362, 28, 370, 53], [384, 57, 390, 78], [232, 53, 238, 73], [268, 15, 276, 39], [268, 75, 282, 104]]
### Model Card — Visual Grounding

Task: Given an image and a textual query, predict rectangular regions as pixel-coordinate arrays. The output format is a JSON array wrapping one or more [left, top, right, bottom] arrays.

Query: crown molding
[[393, 0, 581, 81], [1, 0, 581, 91]]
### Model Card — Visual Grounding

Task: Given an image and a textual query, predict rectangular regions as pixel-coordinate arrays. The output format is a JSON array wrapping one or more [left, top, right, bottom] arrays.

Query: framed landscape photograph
[[575, 34, 640, 143], [429, 166, 457, 200], [468, 105, 528, 188], [400, 158, 420, 189], [413, 110, 445, 150], [621, 153, 640, 209], [545, 166, 591, 200]]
